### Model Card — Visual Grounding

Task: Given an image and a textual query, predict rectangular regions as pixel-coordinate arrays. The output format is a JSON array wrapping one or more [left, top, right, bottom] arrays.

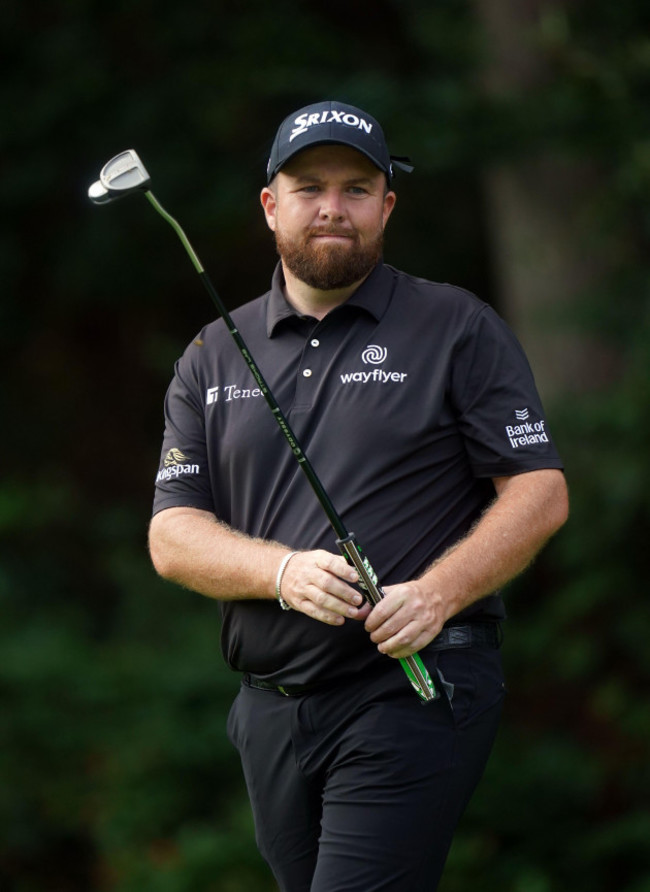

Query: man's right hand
[[278, 551, 370, 626]]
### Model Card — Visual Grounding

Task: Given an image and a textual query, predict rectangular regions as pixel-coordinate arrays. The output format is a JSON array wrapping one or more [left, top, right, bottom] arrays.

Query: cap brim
[[268, 139, 387, 183]]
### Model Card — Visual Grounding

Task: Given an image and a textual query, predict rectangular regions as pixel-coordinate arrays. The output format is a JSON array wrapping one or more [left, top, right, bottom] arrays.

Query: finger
[[365, 594, 425, 644], [367, 613, 403, 644], [307, 556, 363, 608], [314, 552, 360, 587], [375, 621, 427, 658], [363, 594, 404, 633], [354, 601, 372, 621], [285, 552, 352, 591], [292, 587, 357, 627], [282, 552, 364, 625], [315, 569, 364, 605], [301, 601, 346, 626], [305, 581, 366, 618]]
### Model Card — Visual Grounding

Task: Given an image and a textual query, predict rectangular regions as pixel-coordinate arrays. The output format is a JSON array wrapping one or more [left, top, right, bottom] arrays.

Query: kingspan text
[[156, 463, 200, 482]]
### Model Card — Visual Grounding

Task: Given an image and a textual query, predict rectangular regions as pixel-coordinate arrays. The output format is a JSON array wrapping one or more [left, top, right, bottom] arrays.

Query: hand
[[364, 580, 447, 658], [279, 550, 371, 626]]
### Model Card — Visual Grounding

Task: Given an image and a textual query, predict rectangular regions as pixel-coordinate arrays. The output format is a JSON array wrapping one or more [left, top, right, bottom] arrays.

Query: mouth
[[308, 230, 355, 244]]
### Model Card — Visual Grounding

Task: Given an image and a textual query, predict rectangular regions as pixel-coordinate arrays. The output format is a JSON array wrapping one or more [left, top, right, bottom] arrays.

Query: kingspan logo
[[290, 109, 373, 143], [340, 345, 408, 385], [156, 448, 200, 483]]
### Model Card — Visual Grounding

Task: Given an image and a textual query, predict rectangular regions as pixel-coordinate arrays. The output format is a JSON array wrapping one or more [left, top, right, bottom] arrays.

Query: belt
[[428, 621, 502, 651], [242, 621, 502, 697]]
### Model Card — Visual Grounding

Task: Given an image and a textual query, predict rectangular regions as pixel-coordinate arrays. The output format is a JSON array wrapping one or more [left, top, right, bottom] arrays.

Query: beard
[[274, 225, 384, 291]]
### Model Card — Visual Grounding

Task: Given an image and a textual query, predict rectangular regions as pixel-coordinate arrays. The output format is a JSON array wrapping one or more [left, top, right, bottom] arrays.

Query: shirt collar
[[266, 261, 394, 337]]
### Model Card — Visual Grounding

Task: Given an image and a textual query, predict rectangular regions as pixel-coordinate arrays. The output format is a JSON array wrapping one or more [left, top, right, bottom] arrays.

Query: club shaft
[[144, 190, 436, 703], [200, 270, 348, 539]]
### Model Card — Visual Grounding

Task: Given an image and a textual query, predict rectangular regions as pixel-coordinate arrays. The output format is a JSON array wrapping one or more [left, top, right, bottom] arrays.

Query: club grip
[[336, 534, 437, 703]]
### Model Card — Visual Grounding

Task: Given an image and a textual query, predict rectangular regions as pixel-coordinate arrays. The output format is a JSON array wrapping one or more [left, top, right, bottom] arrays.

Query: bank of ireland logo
[[505, 408, 550, 449], [361, 345, 388, 365]]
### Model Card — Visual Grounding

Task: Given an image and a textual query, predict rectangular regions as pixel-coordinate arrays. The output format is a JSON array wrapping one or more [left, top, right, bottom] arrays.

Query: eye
[[347, 185, 369, 196]]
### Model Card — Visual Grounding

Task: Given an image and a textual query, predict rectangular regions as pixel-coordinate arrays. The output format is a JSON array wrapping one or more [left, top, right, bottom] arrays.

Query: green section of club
[[145, 192, 204, 274], [336, 535, 437, 701], [139, 187, 436, 703]]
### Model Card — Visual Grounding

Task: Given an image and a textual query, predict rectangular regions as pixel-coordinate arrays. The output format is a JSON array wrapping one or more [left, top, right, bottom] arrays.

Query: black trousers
[[227, 647, 504, 892]]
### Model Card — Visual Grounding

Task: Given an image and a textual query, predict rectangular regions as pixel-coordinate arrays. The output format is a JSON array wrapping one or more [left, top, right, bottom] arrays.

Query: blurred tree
[[472, 0, 629, 399]]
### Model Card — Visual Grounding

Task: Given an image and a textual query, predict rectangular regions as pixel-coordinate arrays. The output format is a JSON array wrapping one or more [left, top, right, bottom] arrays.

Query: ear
[[382, 190, 397, 229], [260, 186, 277, 232]]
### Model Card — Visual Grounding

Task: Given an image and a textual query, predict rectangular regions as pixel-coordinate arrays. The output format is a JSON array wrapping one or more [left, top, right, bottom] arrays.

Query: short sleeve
[[450, 305, 564, 477], [152, 347, 216, 516]]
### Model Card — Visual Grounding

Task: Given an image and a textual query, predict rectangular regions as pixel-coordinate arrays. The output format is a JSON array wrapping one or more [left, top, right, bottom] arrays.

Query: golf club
[[88, 149, 437, 703]]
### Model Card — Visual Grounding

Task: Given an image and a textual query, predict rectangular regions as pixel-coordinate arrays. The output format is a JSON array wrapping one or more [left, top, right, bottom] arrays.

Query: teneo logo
[[505, 410, 550, 449], [206, 382, 263, 406], [156, 448, 200, 482], [290, 109, 373, 143], [361, 345, 388, 365]]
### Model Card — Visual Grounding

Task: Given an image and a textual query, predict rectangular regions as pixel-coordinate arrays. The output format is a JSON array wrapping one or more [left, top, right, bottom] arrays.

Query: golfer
[[149, 100, 568, 891]]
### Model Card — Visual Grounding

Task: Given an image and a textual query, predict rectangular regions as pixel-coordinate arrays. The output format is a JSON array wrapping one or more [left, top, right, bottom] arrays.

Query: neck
[[281, 263, 369, 320]]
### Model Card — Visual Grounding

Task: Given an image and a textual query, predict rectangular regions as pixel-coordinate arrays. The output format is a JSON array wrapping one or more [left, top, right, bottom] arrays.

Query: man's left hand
[[364, 582, 446, 659]]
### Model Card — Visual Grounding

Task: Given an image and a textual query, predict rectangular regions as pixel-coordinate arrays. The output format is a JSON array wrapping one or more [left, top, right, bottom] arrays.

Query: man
[[149, 100, 568, 891]]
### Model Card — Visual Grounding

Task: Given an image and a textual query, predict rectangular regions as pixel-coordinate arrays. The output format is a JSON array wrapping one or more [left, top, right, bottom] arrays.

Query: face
[[260, 145, 396, 291]]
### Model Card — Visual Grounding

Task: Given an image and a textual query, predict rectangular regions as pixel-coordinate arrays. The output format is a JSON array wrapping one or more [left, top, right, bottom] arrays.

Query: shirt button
[[302, 369, 312, 378], [311, 338, 320, 348]]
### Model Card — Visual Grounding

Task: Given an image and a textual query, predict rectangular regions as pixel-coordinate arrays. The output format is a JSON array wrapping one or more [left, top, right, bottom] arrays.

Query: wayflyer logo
[[340, 345, 407, 385], [362, 345, 388, 365]]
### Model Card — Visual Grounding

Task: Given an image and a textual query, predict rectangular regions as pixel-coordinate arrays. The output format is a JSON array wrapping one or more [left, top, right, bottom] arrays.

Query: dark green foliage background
[[2, 2, 649, 889]]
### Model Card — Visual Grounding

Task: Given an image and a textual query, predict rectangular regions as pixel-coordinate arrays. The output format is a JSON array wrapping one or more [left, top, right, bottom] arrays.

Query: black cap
[[266, 100, 413, 184]]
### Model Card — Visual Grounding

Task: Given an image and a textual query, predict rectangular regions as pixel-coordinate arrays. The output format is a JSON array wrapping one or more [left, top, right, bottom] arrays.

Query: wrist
[[415, 570, 459, 625], [275, 551, 299, 610]]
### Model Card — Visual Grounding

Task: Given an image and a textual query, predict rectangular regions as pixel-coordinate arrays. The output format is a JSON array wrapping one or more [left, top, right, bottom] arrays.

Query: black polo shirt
[[153, 262, 563, 686]]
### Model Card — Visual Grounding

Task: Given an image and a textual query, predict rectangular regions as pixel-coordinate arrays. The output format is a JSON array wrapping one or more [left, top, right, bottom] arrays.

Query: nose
[[318, 188, 346, 221]]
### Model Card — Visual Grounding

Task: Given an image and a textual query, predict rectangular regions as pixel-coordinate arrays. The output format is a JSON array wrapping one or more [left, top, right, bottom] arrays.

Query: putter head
[[88, 149, 151, 204]]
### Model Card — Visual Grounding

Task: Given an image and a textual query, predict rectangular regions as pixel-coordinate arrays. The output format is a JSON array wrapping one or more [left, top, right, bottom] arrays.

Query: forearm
[[148, 506, 363, 621], [148, 506, 287, 601], [366, 468, 569, 658], [422, 469, 569, 622]]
